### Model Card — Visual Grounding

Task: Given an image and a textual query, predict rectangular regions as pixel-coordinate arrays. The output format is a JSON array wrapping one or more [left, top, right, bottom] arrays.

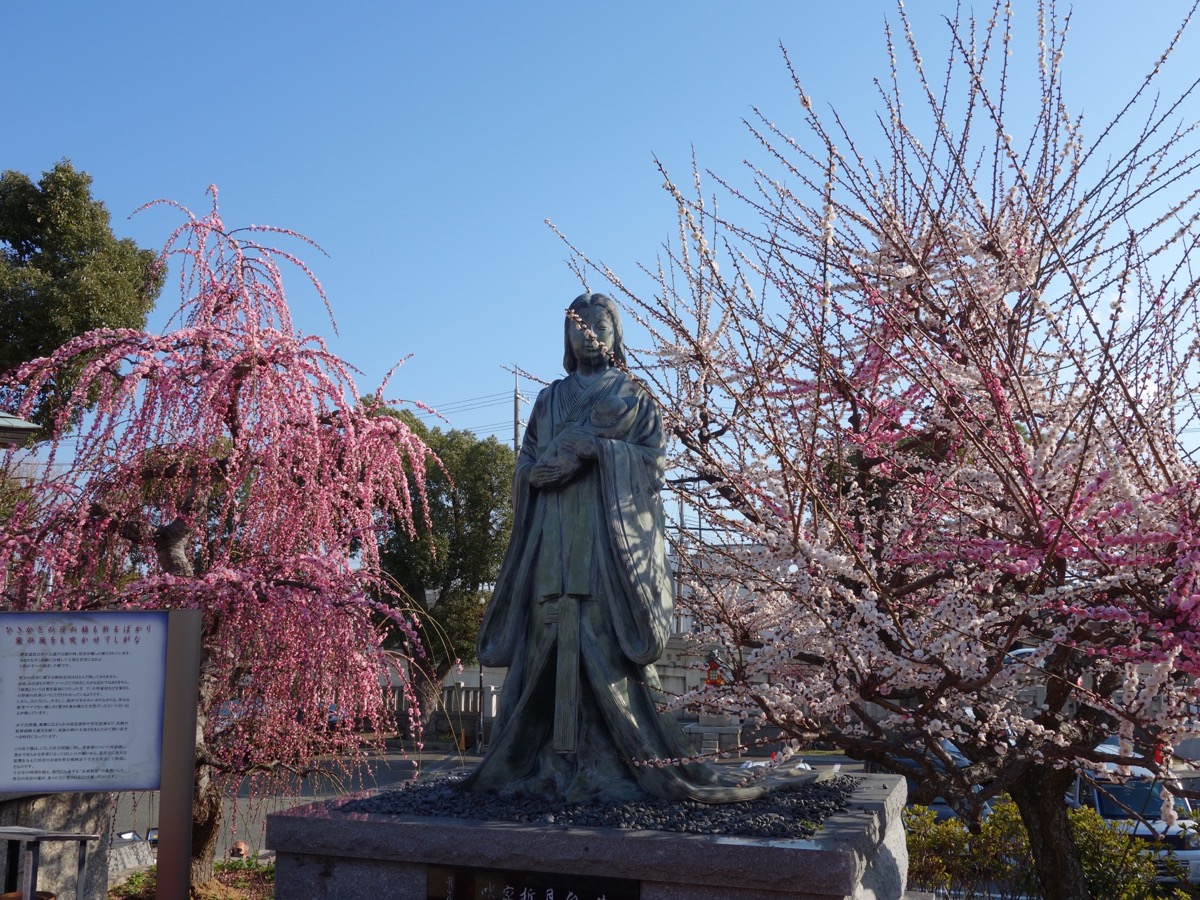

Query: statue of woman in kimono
[[466, 292, 762, 803]]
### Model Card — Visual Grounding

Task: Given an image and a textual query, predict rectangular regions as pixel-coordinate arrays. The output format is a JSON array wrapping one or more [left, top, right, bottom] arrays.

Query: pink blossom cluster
[[1, 188, 432, 791]]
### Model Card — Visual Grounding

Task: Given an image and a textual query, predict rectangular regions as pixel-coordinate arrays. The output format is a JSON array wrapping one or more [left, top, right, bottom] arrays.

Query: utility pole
[[479, 369, 525, 753]]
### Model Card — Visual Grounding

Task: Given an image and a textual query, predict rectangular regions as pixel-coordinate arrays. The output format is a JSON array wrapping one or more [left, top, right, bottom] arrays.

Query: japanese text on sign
[[0, 612, 169, 792]]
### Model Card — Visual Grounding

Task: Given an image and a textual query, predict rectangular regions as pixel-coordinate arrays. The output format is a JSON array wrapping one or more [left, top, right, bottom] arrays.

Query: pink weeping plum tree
[[0, 188, 433, 885], [571, 3, 1200, 897]]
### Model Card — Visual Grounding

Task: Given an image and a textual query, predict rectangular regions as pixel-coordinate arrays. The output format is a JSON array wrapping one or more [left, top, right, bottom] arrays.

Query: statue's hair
[[563, 292, 626, 373]]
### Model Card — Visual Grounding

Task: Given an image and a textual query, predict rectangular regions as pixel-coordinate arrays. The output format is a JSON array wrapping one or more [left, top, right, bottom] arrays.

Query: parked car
[[1069, 751, 1200, 883], [865, 738, 993, 821]]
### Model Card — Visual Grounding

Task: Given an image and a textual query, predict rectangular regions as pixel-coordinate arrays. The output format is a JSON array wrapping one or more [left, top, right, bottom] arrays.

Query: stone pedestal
[[684, 716, 744, 758], [265, 775, 907, 900]]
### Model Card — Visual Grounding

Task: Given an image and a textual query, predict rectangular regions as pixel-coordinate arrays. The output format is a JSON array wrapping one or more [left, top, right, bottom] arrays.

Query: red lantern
[[705, 658, 724, 687]]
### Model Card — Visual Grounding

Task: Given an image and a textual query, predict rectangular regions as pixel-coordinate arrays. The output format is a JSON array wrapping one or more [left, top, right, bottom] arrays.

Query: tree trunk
[[189, 761, 223, 888], [1009, 765, 1090, 900], [411, 660, 451, 734]]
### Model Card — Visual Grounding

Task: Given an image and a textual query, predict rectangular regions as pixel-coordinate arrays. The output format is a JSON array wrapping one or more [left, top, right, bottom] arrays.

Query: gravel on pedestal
[[341, 772, 860, 840]]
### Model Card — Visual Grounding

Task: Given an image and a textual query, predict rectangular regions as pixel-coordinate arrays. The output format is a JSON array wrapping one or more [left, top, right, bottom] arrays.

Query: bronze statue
[[466, 293, 764, 803]]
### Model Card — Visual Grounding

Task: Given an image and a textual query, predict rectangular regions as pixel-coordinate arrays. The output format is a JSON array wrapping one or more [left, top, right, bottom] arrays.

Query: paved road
[[113, 743, 483, 860], [113, 747, 864, 862]]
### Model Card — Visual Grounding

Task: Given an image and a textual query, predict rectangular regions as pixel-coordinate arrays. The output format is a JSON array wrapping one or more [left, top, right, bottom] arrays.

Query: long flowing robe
[[466, 367, 762, 802]]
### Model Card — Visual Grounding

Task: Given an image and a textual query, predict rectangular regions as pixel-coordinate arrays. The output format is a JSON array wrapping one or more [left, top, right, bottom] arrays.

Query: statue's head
[[563, 292, 626, 373]]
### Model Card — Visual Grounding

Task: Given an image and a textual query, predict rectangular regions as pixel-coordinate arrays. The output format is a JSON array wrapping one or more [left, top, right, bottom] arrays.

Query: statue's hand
[[558, 429, 598, 459], [529, 457, 576, 488]]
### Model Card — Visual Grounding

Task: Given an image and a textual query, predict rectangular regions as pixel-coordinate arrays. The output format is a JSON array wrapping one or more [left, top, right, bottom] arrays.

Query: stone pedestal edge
[[266, 773, 907, 900]]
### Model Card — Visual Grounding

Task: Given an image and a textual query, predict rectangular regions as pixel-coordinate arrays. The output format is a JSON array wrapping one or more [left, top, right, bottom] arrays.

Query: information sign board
[[0, 611, 169, 792]]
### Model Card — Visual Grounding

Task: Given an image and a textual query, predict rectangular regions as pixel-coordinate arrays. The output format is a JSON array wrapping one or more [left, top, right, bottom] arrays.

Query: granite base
[[265, 774, 907, 900]]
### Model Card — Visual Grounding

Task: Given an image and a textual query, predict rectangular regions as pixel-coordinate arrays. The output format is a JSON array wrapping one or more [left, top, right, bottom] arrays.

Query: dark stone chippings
[[340, 774, 860, 840]]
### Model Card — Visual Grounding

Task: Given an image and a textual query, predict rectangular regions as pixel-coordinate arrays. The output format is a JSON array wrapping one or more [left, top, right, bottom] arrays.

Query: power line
[[405, 382, 533, 446], [428, 392, 510, 408], [461, 419, 514, 431], [412, 392, 512, 417]]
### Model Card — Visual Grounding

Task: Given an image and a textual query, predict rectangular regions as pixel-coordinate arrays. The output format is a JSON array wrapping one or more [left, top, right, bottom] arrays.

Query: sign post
[[156, 610, 202, 900]]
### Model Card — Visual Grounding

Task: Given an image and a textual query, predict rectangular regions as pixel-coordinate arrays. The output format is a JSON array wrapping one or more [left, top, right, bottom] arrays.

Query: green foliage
[[0, 160, 163, 427], [1070, 806, 1191, 900], [109, 860, 276, 899], [0, 468, 33, 521], [215, 857, 277, 889], [900, 805, 957, 894], [904, 798, 1188, 899], [379, 410, 514, 678], [108, 866, 156, 899], [904, 803, 1036, 900]]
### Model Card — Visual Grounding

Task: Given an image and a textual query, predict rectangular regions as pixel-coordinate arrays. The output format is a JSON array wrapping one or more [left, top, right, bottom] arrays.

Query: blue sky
[[5, 1, 1197, 444]]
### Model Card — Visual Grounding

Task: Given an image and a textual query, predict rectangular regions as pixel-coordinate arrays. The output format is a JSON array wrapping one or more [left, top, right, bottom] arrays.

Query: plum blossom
[[0, 189, 432, 880], [565, 4, 1200, 895]]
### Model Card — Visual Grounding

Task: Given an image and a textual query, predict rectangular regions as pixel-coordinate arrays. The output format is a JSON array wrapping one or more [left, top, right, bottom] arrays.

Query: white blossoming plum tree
[[0, 189, 432, 888], [575, 4, 1200, 897]]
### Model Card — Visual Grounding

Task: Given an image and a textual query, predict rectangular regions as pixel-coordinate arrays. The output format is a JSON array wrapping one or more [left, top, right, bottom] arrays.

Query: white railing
[[440, 683, 499, 718]]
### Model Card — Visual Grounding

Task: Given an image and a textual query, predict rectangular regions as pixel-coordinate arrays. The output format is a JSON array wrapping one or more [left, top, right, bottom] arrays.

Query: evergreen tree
[[0, 160, 163, 427], [380, 412, 515, 728]]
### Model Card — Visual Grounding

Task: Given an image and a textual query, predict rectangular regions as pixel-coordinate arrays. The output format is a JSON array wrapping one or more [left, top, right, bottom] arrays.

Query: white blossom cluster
[[566, 2, 1200, 848]]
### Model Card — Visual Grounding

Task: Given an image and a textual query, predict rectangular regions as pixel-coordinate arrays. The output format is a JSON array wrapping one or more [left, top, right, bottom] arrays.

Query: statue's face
[[569, 306, 615, 366]]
